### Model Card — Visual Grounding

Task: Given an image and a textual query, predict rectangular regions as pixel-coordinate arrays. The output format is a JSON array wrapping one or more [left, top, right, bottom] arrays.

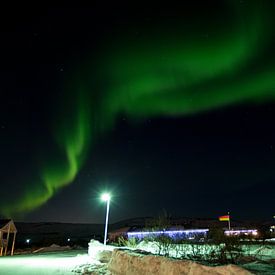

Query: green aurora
[[2, 0, 275, 217]]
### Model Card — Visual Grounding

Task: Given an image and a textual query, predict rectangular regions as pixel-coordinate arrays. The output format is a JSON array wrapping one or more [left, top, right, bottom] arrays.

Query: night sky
[[1, 2, 275, 223]]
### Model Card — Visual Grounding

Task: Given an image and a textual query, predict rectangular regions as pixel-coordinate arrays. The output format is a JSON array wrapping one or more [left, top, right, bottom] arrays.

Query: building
[[0, 219, 17, 256]]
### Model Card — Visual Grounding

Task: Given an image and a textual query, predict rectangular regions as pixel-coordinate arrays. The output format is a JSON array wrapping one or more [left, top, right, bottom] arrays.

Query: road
[[0, 250, 90, 275]]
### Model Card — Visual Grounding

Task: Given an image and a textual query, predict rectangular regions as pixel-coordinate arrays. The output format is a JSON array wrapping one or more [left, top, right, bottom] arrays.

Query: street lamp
[[101, 193, 111, 245]]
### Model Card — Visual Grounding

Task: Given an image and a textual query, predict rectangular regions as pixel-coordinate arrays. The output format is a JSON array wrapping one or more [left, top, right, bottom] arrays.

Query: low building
[[127, 228, 209, 241], [109, 227, 131, 242]]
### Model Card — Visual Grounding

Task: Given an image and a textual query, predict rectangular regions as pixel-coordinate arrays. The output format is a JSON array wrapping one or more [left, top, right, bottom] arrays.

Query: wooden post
[[11, 232, 16, 256], [4, 223, 11, 256], [0, 231, 2, 256]]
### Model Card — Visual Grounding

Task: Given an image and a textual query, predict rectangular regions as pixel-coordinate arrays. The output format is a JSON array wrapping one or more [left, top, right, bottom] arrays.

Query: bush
[[117, 236, 139, 248]]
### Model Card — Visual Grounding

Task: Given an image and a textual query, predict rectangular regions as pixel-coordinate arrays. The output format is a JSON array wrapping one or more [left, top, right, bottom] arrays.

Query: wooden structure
[[0, 219, 17, 256]]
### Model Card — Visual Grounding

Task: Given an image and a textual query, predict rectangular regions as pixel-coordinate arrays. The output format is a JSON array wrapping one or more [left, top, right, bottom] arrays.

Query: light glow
[[101, 193, 111, 202], [127, 229, 209, 239], [0, 254, 92, 271], [224, 229, 258, 236]]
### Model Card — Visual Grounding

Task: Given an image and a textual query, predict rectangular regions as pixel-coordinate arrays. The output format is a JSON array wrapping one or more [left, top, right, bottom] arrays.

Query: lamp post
[[101, 193, 111, 245]]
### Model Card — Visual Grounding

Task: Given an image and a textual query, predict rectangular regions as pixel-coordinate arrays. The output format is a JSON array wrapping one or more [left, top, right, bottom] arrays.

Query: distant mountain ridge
[[12, 216, 272, 248]]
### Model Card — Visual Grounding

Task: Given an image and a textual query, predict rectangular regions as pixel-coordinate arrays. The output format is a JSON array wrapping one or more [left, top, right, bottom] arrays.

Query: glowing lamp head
[[101, 193, 111, 202]]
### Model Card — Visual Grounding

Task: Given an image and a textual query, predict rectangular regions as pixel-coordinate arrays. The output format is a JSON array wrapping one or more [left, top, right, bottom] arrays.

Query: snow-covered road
[[0, 250, 90, 275]]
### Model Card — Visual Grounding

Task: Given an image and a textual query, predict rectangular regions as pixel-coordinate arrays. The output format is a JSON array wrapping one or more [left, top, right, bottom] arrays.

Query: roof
[[0, 220, 11, 228], [109, 227, 131, 235], [0, 219, 17, 233]]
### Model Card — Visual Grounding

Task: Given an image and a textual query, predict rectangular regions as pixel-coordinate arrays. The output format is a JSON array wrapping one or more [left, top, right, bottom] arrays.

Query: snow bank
[[266, 238, 275, 242], [33, 244, 72, 253], [108, 249, 252, 275], [88, 239, 114, 263], [248, 245, 275, 259]]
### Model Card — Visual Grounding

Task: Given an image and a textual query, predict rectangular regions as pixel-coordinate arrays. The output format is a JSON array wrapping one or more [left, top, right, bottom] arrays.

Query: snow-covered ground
[[135, 240, 275, 261], [0, 250, 91, 275], [0, 241, 274, 274], [134, 241, 275, 274]]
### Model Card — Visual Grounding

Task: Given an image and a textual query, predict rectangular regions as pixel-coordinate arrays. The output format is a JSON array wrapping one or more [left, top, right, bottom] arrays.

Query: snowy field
[[0, 250, 92, 275]]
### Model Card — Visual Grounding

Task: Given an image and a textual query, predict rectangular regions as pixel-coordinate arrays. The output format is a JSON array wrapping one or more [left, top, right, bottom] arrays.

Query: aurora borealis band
[[0, 1, 275, 220]]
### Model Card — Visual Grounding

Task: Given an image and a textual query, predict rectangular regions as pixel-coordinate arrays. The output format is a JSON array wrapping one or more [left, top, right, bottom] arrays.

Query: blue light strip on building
[[127, 229, 209, 239]]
